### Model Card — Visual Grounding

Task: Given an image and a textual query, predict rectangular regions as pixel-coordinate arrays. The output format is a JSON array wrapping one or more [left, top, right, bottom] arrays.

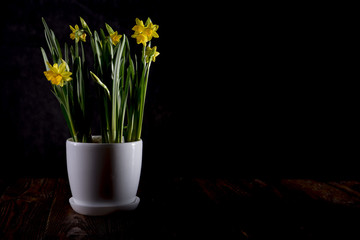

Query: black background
[[0, 1, 357, 179]]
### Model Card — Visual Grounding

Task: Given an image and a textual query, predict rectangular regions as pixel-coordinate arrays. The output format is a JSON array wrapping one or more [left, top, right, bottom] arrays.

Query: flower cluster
[[131, 18, 160, 63], [41, 17, 160, 143], [44, 18, 160, 87], [131, 18, 159, 45]]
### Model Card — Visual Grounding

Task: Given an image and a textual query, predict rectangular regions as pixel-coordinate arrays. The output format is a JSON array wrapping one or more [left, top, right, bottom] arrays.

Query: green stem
[[64, 88, 78, 142], [126, 112, 134, 142], [68, 112, 78, 142], [136, 61, 151, 140], [75, 40, 79, 58], [119, 105, 126, 143], [141, 44, 146, 62]]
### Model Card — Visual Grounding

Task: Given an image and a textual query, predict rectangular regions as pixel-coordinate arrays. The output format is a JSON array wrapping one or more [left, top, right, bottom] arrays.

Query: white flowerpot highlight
[[66, 136, 142, 216]]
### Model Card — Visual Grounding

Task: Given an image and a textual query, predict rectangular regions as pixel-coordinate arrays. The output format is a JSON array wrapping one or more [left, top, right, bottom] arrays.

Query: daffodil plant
[[41, 17, 159, 143]]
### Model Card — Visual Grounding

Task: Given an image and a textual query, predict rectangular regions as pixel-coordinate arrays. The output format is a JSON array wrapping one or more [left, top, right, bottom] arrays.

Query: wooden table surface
[[1, 177, 360, 239]]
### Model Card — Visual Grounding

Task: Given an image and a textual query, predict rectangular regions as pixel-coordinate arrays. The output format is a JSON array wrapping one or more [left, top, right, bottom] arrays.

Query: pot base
[[69, 197, 140, 216]]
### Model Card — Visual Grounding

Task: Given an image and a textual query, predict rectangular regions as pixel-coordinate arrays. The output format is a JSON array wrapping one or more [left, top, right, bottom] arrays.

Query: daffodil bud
[[80, 17, 92, 37]]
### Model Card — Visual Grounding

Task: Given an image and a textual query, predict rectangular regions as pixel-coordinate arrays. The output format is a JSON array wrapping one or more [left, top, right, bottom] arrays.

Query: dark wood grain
[[0, 178, 57, 240], [281, 179, 360, 207], [2, 177, 360, 239]]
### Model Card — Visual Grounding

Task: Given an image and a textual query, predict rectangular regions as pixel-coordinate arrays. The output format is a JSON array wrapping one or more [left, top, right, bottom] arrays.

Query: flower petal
[[80, 33, 86, 42], [63, 76, 72, 82], [61, 72, 72, 78], [59, 62, 66, 73], [152, 31, 159, 38], [132, 25, 145, 33], [50, 63, 59, 74], [135, 18, 144, 27], [44, 71, 53, 81]]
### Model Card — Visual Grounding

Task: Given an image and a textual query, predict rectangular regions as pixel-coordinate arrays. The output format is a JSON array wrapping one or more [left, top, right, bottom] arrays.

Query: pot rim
[[66, 135, 142, 145]]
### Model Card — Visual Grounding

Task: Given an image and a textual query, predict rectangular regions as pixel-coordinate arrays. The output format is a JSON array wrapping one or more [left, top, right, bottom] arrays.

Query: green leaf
[[51, 88, 65, 106], [99, 28, 106, 41], [40, 47, 49, 70], [113, 35, 126, 84], [53, 33, 63, 60], [42, 17, 50, 34], [44, 30, 54, 59], [90, 71, 111, 100], [42, 17, 61, 62], [69, 45, 75, 63], [74, 57, 85, 113], [93, 31, 103, 72], [64, 43, 69, 63], [102, 40, 113, 70], [80, 41, 86, 65]]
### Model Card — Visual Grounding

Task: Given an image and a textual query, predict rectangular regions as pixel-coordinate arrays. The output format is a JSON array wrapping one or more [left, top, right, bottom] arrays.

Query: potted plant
[[41, 17, 159, 215]]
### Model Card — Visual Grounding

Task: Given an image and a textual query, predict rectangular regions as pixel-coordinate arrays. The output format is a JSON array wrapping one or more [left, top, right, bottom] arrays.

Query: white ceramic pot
[[66, 136, 142, 216]]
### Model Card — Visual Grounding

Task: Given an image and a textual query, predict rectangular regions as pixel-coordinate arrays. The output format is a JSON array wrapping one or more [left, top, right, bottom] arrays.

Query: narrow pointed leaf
[[90, 71, 111, 100], [40, 47, 49, 70]]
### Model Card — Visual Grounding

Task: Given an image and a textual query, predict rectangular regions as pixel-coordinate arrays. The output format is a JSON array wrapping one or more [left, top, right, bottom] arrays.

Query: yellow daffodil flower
[[70, 24, 86, 42], [131, 18, 148, 45], [145, 46, 160, 63], [131, 18, 159, 45], [132, 18, 145, 34], [110, 31, 122, 46], [79, 33, 86, 42], [44, 61, 72, 87], [131, 32, 149, 46], [143, 22, 159, 41]]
